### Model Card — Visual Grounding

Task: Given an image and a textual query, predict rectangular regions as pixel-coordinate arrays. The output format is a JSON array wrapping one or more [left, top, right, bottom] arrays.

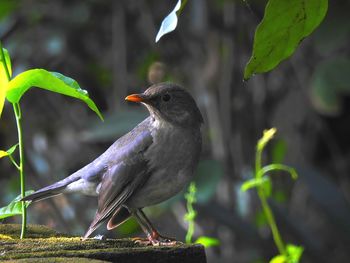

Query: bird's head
[[125, 83, 203, 128]]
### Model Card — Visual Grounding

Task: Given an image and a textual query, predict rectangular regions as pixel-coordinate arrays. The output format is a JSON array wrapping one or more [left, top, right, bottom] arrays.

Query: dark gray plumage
[[22, 83, 203, 245]]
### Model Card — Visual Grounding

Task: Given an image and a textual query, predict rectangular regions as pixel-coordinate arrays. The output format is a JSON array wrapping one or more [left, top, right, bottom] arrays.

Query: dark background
[[1, 0, 350, 262]]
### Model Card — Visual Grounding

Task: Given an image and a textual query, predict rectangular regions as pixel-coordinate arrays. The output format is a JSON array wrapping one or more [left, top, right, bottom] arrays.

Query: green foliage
[[241, 128, 302, 262], [272, 139, 287, 164], [244, 0, 328, 80], [0, 42, 103, 238], [0, 144, 17, 158], [194, 236, 220, 248], [184, 182, 219, 248], [241, 176, 270, 192], [310, 58, 350, 115], [0, 191, 34, 219], [6, 69, 103, 120], [0, 47, 11, 116], [270, 244, 304, 263]]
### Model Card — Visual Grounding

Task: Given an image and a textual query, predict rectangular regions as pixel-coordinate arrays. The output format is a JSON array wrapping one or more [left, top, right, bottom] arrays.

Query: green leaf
[[0, 47, 12, 117], [6, 69, 103, 120], [0, 190, 34, 219], [254, 210, 268, 227], [270, 254, 287, 263], [0, 144, 18, 159], [6, 143, 18, 155], [272, 139, 287, 164], [286, 244, 304, 263], [155, 0, 181, 42], [257, 128, 276, 151], [310, 58, 350, 116], [0, 150, 8, 158], [241, 176, 270, 192], [244, 0, 328, 80], [195, 236, 220, 248], [269, 244, 304, 263]]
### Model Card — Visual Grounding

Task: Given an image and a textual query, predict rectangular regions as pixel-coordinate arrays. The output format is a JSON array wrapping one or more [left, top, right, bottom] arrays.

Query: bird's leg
[[131, 208, 177, 246]]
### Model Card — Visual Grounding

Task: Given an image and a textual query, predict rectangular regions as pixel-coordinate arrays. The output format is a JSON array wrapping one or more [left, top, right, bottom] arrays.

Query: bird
[[22, 82, 203, 246]]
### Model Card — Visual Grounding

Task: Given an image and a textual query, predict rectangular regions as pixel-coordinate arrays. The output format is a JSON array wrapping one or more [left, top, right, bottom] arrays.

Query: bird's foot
[[133, 231, 179, 246]]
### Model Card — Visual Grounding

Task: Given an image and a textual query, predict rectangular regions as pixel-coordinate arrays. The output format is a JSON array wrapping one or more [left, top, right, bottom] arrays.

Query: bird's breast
[[127, 121, 201, 208]]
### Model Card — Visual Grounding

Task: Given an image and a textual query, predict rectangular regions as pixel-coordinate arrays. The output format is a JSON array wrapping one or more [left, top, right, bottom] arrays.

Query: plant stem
[[13, 102, 26, 239], [1, 41, 27, 239], [185, 198, 195, 243], [256, 147, 286, 255], [9, 154, 20, 170]]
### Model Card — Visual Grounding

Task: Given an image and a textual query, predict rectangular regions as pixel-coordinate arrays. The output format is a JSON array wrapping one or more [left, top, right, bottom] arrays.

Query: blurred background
[[1, 0, 350, 262]]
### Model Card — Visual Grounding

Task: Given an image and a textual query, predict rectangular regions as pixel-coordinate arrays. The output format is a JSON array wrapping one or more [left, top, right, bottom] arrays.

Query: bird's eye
[[162, 94, 171, 102]]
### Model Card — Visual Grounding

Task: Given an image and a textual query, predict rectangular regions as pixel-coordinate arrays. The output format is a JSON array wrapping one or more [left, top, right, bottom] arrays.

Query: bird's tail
[[21, 185, 66, 202], [21, 175, 79, 202]]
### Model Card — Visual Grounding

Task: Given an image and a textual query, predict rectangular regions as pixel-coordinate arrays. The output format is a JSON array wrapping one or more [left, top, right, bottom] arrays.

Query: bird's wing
[[83, 129, 153, 239]]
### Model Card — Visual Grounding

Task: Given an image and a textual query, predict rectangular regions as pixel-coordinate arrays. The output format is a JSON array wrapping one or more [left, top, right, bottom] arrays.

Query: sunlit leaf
[[244, 0, 328, 80], [0, 150, 8, 158], [155, 0, 181, 42], [6, 69, 103, 120], [257, 128, 276, 151], [241, 176, 270, 192], [0, 144, 18, 159], [286, 244, 304, 263], [0, 47, 12, 117], [270, 254, 287, 263], [195, 236, 220, 248], [0, 190, 34, 219], [6, 143, 18, 155]]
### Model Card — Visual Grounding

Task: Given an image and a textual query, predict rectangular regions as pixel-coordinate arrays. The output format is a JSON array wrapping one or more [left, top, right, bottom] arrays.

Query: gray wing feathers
[[83, 130, 153, 239]]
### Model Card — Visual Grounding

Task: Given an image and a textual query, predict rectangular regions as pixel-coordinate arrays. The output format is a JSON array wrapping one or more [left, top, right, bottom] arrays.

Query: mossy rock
[[0, 224, 206, 263]]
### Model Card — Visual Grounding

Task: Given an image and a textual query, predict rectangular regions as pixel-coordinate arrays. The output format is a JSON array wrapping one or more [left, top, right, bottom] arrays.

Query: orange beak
[[125, 94, 145, 103]]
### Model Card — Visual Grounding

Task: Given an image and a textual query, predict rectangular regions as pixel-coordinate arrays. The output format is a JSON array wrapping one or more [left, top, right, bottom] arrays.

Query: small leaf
[[257, 128, 276, 151], [6, 143, 18, 155], [270, 254, 287, 263], [0, 150, 8, 158], [286, 244, 304, 263], [0, 190, 34, 219], [272, 139, 287, 164], [195, 236, 220, 248], [244, 0, 328, 80], [155, 0, 181, 42], [241, 176, 270, 192], [0, 47, 12, 117], [6, 69, 103, 120], [254, 210, 268, 227]]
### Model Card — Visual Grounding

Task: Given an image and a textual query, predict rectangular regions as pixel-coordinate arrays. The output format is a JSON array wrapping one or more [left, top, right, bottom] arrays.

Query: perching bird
[[22, 83, 203, 246]]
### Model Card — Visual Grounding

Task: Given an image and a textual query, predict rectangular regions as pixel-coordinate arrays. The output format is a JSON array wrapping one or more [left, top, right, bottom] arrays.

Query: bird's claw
[[132, 233, 179, 246]]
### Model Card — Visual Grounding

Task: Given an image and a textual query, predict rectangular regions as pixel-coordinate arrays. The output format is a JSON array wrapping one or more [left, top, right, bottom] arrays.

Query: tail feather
[[21, 186, 65, 202]]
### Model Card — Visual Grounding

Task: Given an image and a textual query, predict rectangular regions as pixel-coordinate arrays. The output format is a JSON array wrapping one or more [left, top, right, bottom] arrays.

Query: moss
[[3, 257, 109, 263], [0, 224, 206, 263], [0, 224, 68, 239]]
